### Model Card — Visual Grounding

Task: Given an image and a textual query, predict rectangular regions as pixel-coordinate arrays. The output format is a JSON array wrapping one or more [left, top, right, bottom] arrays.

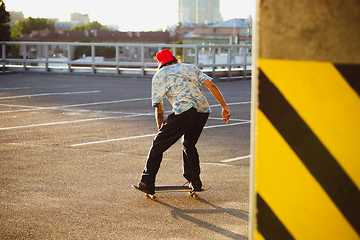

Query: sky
[[4, 0, 255, 31]]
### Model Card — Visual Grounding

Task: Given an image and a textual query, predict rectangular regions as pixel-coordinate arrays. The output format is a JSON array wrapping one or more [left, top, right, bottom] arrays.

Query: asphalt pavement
[[0, 73, 251, 239]]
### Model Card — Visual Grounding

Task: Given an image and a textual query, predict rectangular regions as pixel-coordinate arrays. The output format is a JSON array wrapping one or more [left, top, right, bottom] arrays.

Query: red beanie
[[156, 49, 174, 67]]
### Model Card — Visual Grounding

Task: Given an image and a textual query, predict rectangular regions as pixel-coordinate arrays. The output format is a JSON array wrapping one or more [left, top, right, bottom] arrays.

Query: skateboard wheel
[[192, 193, 199, 199], [146, 193, 157, 200], [190, 192, 199, 199]]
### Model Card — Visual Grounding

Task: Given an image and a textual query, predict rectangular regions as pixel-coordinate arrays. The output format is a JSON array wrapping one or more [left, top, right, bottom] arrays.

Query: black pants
[[141, 108, 209, 184]]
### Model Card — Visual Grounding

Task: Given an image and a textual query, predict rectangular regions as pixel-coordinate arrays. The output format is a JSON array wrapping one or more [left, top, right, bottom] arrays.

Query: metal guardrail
[[1, 42, 252, 79]]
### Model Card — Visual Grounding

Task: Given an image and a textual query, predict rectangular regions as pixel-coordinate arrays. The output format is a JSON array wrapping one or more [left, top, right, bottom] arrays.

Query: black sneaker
[[189, 179, 202, 191], [138, 181, 155, 195]]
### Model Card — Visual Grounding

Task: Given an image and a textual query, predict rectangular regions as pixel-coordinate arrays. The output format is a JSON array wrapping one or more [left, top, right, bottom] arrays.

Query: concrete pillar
[[258, 0, 360, 63], [250, 1, 360, 239]]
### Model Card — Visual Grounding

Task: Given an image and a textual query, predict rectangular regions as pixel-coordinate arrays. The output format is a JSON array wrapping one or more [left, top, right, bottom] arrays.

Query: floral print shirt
[[152, 63, 212, 115]]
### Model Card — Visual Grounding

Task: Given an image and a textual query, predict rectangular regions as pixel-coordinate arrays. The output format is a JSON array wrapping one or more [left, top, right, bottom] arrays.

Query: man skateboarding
[[136, 49, 231, 195]]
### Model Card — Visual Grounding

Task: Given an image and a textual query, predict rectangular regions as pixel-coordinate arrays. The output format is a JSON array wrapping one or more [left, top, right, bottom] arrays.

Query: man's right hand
[[222, 107, 231, 124]]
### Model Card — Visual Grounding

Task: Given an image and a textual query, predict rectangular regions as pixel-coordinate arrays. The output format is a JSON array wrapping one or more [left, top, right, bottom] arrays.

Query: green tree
[[73, 39, 91, 59], [72, 21, 111, 59], [70, 21, 109, 31], [70, 24, 88, 31], [11, 17, 54, 39], [0, 0, 10, 41], [171, 40, 184, 62], [88, 21, 109, 30], [0, 0, 11, 57], [74, 41, 115, 59]]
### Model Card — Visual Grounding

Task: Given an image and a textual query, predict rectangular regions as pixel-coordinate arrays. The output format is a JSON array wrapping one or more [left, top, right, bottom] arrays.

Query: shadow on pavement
[[156, 198, 248, 240]]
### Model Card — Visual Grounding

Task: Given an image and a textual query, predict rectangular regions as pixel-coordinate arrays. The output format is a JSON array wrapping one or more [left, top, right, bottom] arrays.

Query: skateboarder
[[137, 49, 231, 195]]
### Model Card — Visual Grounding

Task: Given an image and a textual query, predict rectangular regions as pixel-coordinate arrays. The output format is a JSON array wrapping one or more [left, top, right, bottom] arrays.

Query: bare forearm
[[203, 80, 231, 123], [209, 84, 228, 108], [155, 104, 164, 129], [156, 109, 164, 129]]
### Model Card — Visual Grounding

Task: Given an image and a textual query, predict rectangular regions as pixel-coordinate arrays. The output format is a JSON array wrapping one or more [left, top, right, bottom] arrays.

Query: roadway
[[0, 73, 251, 239]]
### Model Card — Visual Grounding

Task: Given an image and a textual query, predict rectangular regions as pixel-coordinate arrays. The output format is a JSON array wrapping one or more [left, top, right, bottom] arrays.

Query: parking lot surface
[[0, 73, 251, 239]]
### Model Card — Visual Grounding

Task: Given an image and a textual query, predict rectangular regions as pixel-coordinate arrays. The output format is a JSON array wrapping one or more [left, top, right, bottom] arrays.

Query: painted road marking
[[70, 121, 249, 147], [0, 100, 249, 114], [0, 91, 101, 100], [221, 155, 251, 162], [0, 107, 250, 131], [0, 98, 151, 114], [0, 114, 145, 131], [209, 101, 251, 107], [0, 87, 31, 91], [204, 121, 250, 129], [70, 133, 157, 147]]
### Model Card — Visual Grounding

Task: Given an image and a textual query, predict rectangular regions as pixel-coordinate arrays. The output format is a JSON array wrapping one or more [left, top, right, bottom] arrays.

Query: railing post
[[2, 43, 5, 72], [116, 45, 119, 75], [228, 47, 232, 79], [67, 44, 72, 73], [141, 45, 145, 75], [91, 44, 95, 74], [243, 47, 247, 80], [211, 46, 216, 79], [23, 43, 27, 71], [1, 43, 5, 59], [45, 44, 49, 72], [194, 46, 199, 66]]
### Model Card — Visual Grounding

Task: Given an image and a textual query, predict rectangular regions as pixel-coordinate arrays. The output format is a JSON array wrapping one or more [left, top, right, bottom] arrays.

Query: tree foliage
[[0, 0, 10, 41], [71, 21, 111, 59], [74, 38, 115, 59], [171, 40, 184, 62], [11, 17, 54, 39], [70, 21, 109, 31], [74, 45, 116, 59]]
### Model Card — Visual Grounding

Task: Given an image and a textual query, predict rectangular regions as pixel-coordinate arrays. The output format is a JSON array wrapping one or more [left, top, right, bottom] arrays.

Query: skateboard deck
[[132, 184, 211, 200]]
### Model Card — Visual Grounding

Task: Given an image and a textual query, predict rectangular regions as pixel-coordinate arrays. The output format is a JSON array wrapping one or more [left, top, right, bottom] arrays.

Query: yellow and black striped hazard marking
[[254, 58, 360, 240]]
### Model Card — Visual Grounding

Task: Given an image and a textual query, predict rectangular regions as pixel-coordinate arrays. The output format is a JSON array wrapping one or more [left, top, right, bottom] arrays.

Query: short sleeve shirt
[[152, 63, 212, 115]]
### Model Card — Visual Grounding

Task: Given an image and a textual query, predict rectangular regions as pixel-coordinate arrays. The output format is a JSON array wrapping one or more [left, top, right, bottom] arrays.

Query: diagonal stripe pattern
[[255, 58, 360, 240], [257, 194, 294, 240]]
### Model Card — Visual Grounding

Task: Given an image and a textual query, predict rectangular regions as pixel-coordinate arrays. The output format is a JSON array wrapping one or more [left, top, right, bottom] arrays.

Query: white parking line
[[0, 100, 248, 114], [221, 155, 251, 162], [70, 121, 250, 147], [0, 110, 249, 133], [0, 103, 42, 110], [209, 101, 251, 107], [202, 163, 234, 167], [47, 98, 151, 109], [0, 98, 151, 114], [0, 91, 101, 100], [70, 133, 157, 147], [208, 117, 250, 122], [0, 87, 31, 91], [204, 121, 250, 129], [0, 114, 145, 131]]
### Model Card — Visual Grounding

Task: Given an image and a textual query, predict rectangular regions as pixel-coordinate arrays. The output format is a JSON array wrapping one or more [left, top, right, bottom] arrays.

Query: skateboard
[[132, 184, 211, 200]]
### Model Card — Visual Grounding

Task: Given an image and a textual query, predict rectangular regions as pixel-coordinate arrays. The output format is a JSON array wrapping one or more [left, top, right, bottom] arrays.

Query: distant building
[[178, 17, 252, 45], [179, 0, 223, 24], [8, 11, 25, 27], [70, 13, 90, 24], [175, 18, 252, 64]]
